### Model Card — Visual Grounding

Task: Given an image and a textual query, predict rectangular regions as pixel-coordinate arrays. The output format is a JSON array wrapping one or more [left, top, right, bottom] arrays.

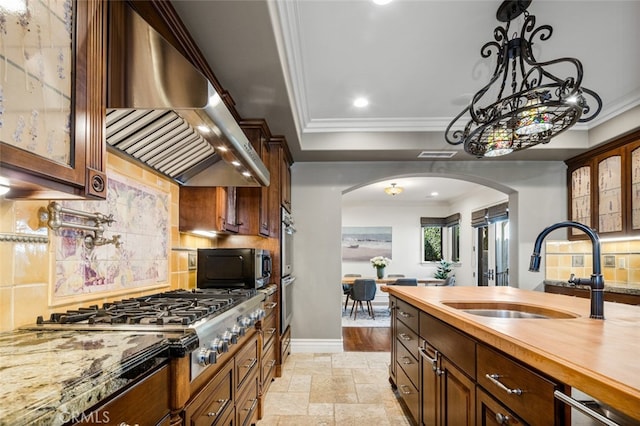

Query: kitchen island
[[383, 285, 640, 424]]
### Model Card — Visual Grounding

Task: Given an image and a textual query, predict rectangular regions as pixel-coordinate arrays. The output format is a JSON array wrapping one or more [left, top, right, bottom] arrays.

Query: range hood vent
[[106, 3, 269, 187]]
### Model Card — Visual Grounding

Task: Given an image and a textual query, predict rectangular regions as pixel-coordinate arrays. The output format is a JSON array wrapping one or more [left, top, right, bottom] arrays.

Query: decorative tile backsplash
[[544, 239, 640, 289], [53, 172, 169, 299]]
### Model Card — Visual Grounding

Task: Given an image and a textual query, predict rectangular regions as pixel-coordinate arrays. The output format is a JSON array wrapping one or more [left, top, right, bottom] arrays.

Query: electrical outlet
[[619, 257, 626, 269]]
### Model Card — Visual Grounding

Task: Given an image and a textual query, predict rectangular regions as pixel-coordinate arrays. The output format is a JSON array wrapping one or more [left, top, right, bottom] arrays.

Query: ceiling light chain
[[445, 0, 602, 158]]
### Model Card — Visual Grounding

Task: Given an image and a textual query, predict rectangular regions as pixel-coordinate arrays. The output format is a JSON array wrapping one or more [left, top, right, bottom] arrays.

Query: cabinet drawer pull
[[207, 399, 228, 417], [486, 374, 523, 396], [269, 359, 277, 367], [495, 413, 511, 425], [265, 302, 277, 309], [401, 356, 412, 365], [553, 390, 620, 426], [400, 384, 412, 395], [243, 357, 258, 370], [399, 311, 411, 318], [243, 398, 258, 412], [399, 333, 411, 341]]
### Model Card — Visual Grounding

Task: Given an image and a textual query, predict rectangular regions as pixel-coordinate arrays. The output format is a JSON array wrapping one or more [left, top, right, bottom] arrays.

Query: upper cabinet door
[[627, 141, 640, 234], [596, 151, 623, 235], [569, 163, 593, 238], [0, 0, 107, 199]]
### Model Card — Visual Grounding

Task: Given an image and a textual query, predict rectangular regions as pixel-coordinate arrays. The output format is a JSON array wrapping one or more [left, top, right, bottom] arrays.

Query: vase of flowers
[[370, 256, 391, 279]]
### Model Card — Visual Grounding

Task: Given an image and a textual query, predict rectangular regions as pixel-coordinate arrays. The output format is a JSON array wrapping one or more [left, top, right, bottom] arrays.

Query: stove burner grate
[[36, 289, 248, 326]]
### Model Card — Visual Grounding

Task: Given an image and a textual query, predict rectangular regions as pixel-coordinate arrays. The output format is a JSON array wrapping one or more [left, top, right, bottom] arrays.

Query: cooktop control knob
[[210, 338, 228, 354], [223, 329, 238, 344], [231, 323, 245, 338], [198, 348, 217, 366], [250, 308, 266, 322], [239, 315, 254, 327]]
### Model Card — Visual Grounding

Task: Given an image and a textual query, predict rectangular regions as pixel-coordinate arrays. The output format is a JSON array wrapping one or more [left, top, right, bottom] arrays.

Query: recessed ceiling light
[[353, 97, 369, 108], [431, 192, 439, 197], [372, 0, 393, 5]]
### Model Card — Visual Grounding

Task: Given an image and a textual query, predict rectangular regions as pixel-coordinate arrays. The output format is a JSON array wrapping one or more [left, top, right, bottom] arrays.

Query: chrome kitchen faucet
[[529, 221, 604, 319]]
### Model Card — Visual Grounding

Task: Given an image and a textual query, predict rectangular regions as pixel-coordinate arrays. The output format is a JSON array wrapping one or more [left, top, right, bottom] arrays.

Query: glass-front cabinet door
[[597, 153, 623, 234], [0, 0, 107, 199], [570, 165, 592, 237], [628, 141, 640, 234]]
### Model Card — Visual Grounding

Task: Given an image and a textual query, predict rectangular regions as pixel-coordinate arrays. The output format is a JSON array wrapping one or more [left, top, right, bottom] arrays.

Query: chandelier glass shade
[[445, 0, 602, 158], [384, 183, 403, 196]]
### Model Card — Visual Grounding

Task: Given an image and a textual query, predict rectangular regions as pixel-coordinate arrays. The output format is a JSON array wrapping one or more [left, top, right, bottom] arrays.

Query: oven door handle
[[282, 276, 296, 286]]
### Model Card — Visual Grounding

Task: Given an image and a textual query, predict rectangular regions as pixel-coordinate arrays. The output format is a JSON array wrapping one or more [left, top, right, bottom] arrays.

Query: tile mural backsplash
[[54, 172, 169, 298]]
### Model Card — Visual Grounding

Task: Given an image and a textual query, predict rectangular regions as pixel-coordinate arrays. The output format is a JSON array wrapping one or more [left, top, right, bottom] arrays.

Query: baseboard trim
[[291, 338, 344, 353]]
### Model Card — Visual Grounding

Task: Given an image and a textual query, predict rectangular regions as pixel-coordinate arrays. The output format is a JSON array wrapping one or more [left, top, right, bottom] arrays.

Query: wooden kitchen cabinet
[[566, 129, 640, 239], [235, 333, 259, 426], [419, 312, 476, 426], [179, 186, 240, 234], [74, 363, 171, 426], [184, 358, 234, 426], [476, 388, 525, 426], [477, 344, 561, 426], [390, 297, 564, 426], [237, 119, 271, 237], [269, 137, 293, 214], [391, 297, 420, 423], [257, 290, 278, 419], [0, 0, 107, 200]]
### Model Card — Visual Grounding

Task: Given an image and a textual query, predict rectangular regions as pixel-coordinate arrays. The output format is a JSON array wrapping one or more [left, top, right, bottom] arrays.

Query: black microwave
[[197, 248, 271, 289]]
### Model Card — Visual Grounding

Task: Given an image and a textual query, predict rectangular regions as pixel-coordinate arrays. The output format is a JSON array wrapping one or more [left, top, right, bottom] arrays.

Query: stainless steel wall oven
[[281, 208, 295, 334]]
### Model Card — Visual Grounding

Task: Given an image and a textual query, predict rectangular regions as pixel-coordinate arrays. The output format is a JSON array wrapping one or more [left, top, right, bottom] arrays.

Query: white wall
[[289, 161, 567, 350]]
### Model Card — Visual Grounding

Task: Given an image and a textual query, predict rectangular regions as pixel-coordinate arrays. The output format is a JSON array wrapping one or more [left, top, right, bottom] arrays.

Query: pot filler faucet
[[529, 221, 604, 319]]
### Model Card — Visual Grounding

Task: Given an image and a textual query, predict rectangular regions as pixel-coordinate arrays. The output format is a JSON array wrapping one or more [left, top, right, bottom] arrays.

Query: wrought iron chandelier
[[445, 0, 602, 158]]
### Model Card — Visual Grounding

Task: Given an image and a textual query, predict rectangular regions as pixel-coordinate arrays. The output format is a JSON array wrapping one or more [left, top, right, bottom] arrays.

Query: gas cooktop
[[36, 288, 257, 327]]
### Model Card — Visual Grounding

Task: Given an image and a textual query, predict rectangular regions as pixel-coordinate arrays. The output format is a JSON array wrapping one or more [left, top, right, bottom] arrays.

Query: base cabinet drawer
[[184, 361, 234, 426], [236, 335, 259, 390], [478, 344, 560, 426], [477, 388, 526, 426], [396, 338, 419, 389], [396, 361, 420, 423], [396, 298, 419, 331], [237, 369, 259, 426], [396, 319, 419, 360]]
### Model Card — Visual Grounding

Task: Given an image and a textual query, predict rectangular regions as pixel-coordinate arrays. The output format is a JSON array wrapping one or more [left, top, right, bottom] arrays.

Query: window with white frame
[[421, 214, 460, 263]]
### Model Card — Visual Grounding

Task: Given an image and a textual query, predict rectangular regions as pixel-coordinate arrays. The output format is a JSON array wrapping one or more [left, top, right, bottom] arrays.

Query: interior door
[[477, 226, 490, 286], [477, 220, 509, 286]]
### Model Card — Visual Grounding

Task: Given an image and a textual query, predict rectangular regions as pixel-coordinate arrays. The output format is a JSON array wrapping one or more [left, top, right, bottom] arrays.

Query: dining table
[[341, 277, 445, 285]]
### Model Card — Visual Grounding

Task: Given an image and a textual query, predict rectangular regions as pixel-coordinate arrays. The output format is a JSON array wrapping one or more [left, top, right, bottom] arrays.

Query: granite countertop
[[382, 285, 640, 421], [544, 279, 640, 295], [0, 330, 174, 426]]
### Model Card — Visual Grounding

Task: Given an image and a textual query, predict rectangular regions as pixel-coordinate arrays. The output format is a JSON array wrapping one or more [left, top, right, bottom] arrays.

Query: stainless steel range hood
[[106, 3, 269, 187]]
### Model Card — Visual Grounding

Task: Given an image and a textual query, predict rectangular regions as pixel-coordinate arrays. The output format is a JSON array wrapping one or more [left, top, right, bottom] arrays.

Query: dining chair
[[393, 278, 418, 286], [438, 276, 455, 286], [349, 279, 377, 320], [343, 274, 361, 311]]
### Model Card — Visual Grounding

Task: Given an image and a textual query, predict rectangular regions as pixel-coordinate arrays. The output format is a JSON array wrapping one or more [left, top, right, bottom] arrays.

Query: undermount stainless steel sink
[[441, 301, 579, 319]]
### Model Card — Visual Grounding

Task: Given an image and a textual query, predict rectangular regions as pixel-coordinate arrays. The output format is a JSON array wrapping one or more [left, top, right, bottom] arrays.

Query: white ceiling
[[171, 0, 640, 201]]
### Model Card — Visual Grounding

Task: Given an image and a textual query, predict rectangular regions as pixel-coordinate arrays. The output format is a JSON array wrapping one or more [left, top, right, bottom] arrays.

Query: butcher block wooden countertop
[[382, 285, 640, 421]]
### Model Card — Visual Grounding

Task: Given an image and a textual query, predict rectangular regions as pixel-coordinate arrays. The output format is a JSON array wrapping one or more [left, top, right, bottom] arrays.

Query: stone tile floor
[[257, 352, 412, 426]]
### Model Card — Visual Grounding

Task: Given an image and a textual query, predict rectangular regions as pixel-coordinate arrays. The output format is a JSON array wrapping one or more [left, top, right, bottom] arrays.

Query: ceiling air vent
[[418, 151, 457, 159]]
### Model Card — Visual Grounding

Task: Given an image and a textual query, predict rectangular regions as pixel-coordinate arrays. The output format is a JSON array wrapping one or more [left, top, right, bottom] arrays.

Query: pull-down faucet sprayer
[[529, 221, 604, 319]]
